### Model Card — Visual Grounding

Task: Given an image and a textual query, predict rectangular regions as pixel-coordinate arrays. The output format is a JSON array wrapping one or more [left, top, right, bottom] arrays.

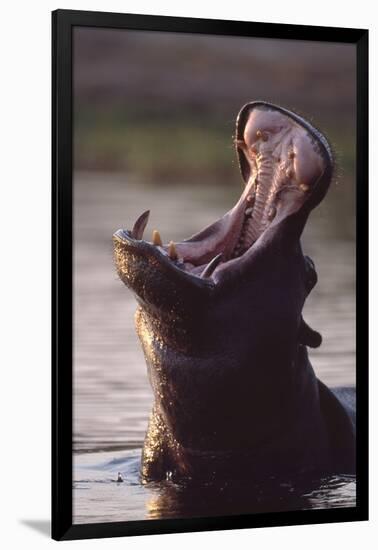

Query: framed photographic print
[[52, 9, 368, 541]]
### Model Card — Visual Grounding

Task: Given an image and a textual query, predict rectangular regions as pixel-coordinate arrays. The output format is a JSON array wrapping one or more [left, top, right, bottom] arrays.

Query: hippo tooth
[[286, 168, 293, 179], [152, 229, 163, 246], [245, 207, 253, 216], [131, 210, 150, 240], [300, 183, 310, 192], [168, 241, 178, 260], [268, 206, 277, 221], [200, 253, 223, 279], [235, 139, 246, 149]]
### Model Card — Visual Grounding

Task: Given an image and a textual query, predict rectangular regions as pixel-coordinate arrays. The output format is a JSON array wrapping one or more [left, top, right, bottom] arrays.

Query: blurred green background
[[73, 29, 355, 237]]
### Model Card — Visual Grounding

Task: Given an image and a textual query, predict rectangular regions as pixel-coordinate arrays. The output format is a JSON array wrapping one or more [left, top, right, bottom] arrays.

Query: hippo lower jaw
[[112, 102, 355, 484]]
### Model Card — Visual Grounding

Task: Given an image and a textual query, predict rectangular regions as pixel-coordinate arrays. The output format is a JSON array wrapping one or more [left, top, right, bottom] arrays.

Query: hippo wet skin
[[113, 101, 355, 483]]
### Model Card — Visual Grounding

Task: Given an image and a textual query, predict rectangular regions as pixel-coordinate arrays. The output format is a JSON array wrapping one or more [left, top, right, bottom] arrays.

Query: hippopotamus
[[113, 101, 355, 483]]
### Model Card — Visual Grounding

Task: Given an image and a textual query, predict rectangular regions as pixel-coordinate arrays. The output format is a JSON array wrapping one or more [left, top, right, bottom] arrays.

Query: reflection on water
[[74, 450, 356, 524], [73, 172, 356, 523]]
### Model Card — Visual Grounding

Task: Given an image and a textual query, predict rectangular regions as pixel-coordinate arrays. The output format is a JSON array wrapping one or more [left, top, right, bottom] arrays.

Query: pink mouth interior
[[152, 106, 327, 279]]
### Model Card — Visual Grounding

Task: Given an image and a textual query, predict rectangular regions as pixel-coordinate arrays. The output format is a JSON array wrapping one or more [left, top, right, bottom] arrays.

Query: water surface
[[74, 450, 356, 524]]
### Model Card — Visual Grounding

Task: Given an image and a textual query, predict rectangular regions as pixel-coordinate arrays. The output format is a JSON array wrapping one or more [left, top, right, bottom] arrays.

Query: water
[[74, 450, 355, 524], [73, 172, 356, 523]]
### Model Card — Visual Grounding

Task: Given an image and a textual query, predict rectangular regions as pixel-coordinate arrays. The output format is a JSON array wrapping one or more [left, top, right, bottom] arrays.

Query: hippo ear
[[235, 102, 254, 184]]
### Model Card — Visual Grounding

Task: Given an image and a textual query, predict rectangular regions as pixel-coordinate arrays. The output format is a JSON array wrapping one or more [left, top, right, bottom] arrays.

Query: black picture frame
[[52, 8, 369, 541]]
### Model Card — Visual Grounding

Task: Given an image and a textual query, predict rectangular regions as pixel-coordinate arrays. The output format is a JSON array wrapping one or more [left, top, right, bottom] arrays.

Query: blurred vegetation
[[74, 105, 355, 181], [73, 28, 356, 238], [74, 107, 237, 182]]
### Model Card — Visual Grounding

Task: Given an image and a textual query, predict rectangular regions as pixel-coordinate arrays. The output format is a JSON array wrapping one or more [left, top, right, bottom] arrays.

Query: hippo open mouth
[[113, 102, 332, 292]]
